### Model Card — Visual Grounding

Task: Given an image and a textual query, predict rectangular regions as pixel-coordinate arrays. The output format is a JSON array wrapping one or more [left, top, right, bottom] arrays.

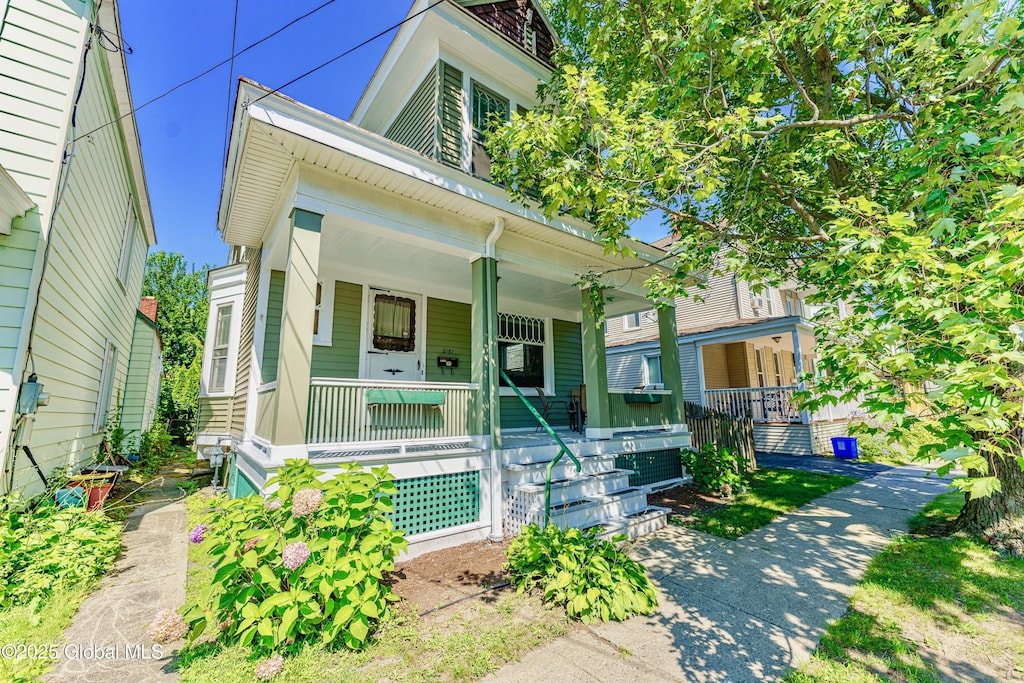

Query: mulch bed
[[390, 538, 513, 620], [648, 482, 728, 522]]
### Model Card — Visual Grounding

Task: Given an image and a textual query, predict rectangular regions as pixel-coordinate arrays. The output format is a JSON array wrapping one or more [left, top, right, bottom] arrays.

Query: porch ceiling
[[220, 80, 679, 309]]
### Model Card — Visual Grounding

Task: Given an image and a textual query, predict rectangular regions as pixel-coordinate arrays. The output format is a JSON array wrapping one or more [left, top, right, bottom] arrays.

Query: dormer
[[350, 0, 556, 181]]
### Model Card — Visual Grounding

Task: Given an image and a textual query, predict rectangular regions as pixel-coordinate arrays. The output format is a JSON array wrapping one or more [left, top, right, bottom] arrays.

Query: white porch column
[[271, 208, 322, 446], [792, 329, 812, 424], [695, 343, 707, 407]]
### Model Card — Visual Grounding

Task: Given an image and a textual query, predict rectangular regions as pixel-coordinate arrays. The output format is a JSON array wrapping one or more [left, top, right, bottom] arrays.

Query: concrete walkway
[[487, 463, 951, 682], [46, 468, 189, 683]]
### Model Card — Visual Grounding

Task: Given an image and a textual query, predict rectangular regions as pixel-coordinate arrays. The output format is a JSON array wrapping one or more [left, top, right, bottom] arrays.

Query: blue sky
[[119, 0, 668, 270]]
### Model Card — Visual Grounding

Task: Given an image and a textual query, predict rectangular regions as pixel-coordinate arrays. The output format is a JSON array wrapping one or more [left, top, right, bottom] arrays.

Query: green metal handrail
[[499, 369, 581, 525]]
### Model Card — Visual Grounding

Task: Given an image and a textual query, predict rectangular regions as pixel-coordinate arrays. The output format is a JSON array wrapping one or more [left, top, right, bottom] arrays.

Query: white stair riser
[[515, 473, 631, 505], [504, 455, 617, 487], [597, 507, 669, 541], [593, 491, 648, 519]]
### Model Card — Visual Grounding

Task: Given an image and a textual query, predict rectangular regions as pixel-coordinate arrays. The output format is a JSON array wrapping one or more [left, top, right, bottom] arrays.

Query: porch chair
[[533, 388, 570, 432], [569, 385, 587, 433]]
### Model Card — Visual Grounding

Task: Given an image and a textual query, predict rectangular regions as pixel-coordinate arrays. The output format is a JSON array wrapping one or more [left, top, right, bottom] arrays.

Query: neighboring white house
[[120, 297, 163, 441], [0, 0, 156, 495], [196, 0, 694, 558], [606, 237, 859, 456]]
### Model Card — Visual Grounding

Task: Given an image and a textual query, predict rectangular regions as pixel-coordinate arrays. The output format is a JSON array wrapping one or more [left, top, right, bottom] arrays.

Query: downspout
[[484, 216, 504, 258], [485, 216, 504, 542], [733, 274, 742, 319]]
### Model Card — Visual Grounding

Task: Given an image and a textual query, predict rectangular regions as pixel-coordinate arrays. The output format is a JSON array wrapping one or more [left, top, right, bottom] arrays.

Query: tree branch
[[757, 170, 831, 241], [756, 6, 819, 121], [752, 112, 913, 138]]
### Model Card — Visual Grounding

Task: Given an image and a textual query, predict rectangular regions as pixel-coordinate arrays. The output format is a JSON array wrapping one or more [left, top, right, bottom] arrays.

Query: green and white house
[[197, 0, 692, 556], [120, 298, 163, 440], [0, 0, 156, 495]]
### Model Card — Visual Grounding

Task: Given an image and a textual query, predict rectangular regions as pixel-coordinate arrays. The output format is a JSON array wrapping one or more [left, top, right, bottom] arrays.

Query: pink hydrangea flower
[[290, 488, 323, 518], [282, 541, 310, 570], [254, 653, 284, 680], [147, 608, 188, 644]]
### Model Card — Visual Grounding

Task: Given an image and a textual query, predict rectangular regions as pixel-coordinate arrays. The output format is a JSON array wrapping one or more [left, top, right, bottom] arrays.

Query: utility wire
[[221, 0, 240, 166], [71, 0, 344, 143], [246, 0, 445, 108]]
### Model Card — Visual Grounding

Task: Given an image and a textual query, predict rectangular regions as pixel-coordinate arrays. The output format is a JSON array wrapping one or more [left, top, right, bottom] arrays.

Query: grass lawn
[[0, 587, 93, 682], [785, 492, 1024, 682], [671, 468, 859, 539], [179, 494, 570, 682]]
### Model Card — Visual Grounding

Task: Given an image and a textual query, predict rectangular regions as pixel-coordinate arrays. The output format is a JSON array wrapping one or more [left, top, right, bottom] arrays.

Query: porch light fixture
[[771, 336, 782, 344]]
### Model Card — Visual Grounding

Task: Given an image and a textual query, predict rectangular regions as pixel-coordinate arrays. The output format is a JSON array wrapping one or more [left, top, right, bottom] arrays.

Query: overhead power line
[[246, 0, 445, 108], [221, 0, 241, 165], [73, 0, 345, 142]]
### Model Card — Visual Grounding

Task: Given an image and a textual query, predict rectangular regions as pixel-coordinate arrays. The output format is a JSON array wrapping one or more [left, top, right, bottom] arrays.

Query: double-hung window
[[643, 354, 663, 388], [117, 199, 138, 288], [209, 304, 233, 393], [312, 281, 334, 345], [622, 312, 642, 331], [471, 82, 509, 180], [497, 313, 547, 391], [93, 340, 118, 432]]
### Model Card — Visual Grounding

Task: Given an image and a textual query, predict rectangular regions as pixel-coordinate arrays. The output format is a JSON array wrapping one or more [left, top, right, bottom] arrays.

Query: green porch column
[[471, 256, 500, 449], [581, 288, 610, 436], [658, 305, 688, 426], [271, 208, 322, 445]]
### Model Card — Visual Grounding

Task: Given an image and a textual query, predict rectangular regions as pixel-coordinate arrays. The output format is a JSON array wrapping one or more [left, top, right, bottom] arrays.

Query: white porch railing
[[306, 378, 478, 444], [704, 386, 804, 423]]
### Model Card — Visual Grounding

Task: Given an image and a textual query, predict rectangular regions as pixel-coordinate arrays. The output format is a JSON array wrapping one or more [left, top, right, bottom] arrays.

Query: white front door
[[365, 288, 423, 381]]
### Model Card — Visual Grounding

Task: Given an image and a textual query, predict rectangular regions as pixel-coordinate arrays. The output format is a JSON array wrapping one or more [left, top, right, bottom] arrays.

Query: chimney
[[140, 296, 158, 323]]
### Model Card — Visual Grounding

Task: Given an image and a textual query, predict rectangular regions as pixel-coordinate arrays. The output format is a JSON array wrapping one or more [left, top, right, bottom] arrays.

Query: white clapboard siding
[[12, 14, 150, 494]]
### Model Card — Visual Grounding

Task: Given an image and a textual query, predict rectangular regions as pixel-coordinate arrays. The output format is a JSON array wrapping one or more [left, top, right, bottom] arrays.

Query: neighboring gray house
[[0, 0, 155, 495], [606, 238, 859, 456]]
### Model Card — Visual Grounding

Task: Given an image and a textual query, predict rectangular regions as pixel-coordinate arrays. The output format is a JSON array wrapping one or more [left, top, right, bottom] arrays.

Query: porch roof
[[607, 315, 813, 353], [218, 79, 676, 310]]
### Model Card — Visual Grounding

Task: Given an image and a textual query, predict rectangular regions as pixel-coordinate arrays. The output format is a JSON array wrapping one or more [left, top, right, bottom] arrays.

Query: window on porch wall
[[772, 350, 784, 386], [754, 348, 767, 387], [497, 313, 546, 389], [643, 354, 662, 388]]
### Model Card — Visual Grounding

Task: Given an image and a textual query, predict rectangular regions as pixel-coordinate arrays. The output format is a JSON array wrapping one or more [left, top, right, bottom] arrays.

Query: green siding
[[265, 274, 362, 382], [261, 270, 284, 383], [425, 297, 472, 383], [310, 281, 361, 379], [384, 68, 437, 157], [438, 60, 463, 168], [121, 314, 156, 438], [499, 319, 583, 430]]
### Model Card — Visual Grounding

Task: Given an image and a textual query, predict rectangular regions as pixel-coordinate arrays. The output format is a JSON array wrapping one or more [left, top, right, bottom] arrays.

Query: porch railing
[[607, 389, 675, 429], [704, 386, 804, 423], [254, 383, 277, 441], [305, 378, 478, 444]]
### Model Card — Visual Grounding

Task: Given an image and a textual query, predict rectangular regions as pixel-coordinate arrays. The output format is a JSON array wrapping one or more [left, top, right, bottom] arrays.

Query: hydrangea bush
[[181, 460, 407, 653]]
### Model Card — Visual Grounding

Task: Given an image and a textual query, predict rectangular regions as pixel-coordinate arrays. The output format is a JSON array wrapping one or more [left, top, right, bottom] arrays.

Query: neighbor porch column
[[695, 344, 708, 407], [271, 208, 322, 445], [657, 305, 687, 427], [792, 329, 812, 424], [581, 287, 611, 438]]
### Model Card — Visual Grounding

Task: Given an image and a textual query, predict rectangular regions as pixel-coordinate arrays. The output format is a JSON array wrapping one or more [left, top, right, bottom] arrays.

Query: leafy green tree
[[490, 0, 1024, 545], [142, 251, 210, 441]]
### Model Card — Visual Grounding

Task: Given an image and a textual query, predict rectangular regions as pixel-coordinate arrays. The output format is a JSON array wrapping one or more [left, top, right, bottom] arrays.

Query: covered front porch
[[201, 80, 691, 556], [688, 317, 858, 456]]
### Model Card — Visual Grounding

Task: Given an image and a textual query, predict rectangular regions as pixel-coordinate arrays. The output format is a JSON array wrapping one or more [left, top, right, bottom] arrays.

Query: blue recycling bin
[[831, 436, 858, 459]]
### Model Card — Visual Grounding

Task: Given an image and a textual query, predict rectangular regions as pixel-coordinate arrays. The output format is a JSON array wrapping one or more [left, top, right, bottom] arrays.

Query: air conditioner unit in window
[[751, 296, 765, 312]]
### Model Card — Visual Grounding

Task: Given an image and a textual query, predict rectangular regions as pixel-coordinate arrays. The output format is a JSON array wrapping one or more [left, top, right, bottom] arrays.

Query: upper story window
[[471, 82, 509, 180], [750, 287, 775, 317], [622, 312, 642, 330], [523, 9, 537, 54], [117, 199, 138, 289]]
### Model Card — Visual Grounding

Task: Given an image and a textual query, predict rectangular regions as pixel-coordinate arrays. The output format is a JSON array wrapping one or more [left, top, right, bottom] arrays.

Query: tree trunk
[[954, 447, 1024, 556]]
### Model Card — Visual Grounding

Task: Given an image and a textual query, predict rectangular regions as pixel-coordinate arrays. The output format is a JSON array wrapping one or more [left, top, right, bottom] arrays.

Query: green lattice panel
[[615, 449, 682, 488], [388, 471, 480, 537]]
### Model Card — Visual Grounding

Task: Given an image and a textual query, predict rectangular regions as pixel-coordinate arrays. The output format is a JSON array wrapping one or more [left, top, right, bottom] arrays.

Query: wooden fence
[[684, 402, 757, 472]]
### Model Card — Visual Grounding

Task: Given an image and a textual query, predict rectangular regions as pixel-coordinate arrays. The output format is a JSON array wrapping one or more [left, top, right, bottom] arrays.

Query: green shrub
[[0, 501, 121, 609], [504, 524, 657, 624], [181, 460, 407, 653], [680, 443, 743, 497]]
